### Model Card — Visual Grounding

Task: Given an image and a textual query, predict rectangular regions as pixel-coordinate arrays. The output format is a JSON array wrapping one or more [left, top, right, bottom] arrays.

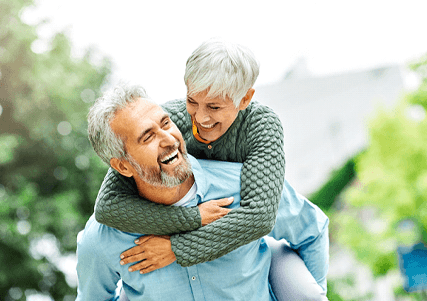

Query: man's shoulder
[[78, 215, 139, 258], [78, 215, 102, 245], [197, 158, 243, 173], [192, 156, 242, 189], [78, 215, 117, 247]]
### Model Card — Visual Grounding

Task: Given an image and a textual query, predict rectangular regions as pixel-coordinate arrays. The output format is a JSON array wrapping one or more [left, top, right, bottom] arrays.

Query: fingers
[[134, 235, 153, 245], [132, 255, 176, 274], [121, 244, 145, 260], [121, 252, 147, 269], [129, 262, 159, 274], [214, 197, 234, 207]]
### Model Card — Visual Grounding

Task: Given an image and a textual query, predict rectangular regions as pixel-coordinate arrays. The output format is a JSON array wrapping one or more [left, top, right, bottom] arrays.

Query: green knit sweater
[[94, 99, 285, 266]]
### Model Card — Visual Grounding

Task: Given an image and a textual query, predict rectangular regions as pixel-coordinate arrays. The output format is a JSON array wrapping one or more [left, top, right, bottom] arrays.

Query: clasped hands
[[120, 197, 233, 274]]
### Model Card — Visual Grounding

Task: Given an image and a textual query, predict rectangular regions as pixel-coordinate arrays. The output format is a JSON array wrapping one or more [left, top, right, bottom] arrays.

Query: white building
[[254, 61, 417, 195]]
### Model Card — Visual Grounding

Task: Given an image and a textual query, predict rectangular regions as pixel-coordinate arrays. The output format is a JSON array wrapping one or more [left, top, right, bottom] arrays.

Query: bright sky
[[23, 0, 427, 102]]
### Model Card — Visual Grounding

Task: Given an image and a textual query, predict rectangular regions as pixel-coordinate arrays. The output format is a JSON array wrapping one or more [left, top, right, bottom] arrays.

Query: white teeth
[[161, 150, 178, 164], [200, 123, 215, 129]]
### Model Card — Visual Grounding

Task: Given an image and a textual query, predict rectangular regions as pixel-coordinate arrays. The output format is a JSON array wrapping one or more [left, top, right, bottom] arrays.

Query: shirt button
[[191, 276, 196, 280], [208, 145, 212, 149]]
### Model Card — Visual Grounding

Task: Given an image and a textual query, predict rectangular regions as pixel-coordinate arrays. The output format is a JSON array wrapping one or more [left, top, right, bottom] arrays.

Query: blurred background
[[1, 0, 427, 300]]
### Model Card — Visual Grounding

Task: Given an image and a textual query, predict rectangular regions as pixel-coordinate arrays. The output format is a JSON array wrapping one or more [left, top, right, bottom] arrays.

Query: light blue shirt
[[76, 155, 329, 300]]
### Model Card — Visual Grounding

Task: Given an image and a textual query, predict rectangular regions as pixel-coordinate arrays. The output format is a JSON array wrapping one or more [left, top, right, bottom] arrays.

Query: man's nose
[[159, 130, 177, 147]]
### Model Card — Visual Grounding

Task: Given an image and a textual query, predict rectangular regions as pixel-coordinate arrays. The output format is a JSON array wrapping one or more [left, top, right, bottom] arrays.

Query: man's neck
[[134, 175, 195, 206]]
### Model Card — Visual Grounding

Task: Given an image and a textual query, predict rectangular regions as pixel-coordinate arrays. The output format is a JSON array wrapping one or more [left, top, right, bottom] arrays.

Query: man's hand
[[120, 235, 176, 274], [198, 197, 233, 226]]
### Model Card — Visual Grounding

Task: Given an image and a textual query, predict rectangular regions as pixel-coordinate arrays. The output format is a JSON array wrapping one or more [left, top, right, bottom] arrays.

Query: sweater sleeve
[[94, 168, 202, 235], [171, 105, 286, 266]]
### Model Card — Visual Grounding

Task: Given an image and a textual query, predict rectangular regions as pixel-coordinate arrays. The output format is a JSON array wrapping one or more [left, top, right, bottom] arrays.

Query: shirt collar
[[188, 154, 207, 203]]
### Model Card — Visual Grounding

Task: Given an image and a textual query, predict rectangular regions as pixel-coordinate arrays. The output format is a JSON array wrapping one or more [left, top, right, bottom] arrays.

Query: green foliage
[[0, 0, 111, 299], [326, 280, 346, 301], [333, 54, 427, 285], [310, 157, 356, 211], [0, 135, 22, 164]]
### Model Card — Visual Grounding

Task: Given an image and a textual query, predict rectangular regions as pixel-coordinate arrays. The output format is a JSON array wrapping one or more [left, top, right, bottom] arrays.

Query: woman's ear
[[239, 88, 255, 111], [110, 158, 134, 177]]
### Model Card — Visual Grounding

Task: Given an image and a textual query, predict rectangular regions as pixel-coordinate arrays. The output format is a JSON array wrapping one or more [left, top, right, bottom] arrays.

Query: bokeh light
[[80, 88, 95, 103], [17, 220, 31, 235], [57, 121, 72, 136], [75, 155, 90, 170], [53, 166, 68, 181]]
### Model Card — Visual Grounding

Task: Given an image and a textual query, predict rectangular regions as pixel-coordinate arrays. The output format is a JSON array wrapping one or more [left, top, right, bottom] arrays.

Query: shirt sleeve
[[171, 106, 286, 266], [268, 180, 330, 292], [76, 225, 121, 301], [94, 168, 202, 235]]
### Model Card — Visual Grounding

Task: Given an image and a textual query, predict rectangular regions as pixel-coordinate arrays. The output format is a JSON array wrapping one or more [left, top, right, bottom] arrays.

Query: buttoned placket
[[186, 265, 205, 300]]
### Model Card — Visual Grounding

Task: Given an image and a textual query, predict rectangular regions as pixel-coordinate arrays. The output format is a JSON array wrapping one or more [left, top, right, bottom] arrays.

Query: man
[[77, 84, 329, 300]]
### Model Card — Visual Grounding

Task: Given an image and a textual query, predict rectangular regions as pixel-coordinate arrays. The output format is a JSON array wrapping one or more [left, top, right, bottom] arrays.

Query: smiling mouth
[[200, 123, 215, 129], [198, 122, 218, 131], [160, 149, 179, 165]]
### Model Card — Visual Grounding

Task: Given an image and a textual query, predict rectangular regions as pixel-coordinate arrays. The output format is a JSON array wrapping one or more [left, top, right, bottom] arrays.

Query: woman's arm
[[170, 104, 286, 266], [96, 101, 285, 268], [94, 168, 202, 235]]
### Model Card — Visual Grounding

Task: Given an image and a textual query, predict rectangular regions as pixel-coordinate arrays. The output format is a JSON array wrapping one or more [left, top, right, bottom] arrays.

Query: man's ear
[[239, 88, 255, 111], [110, 158, 133, 177]]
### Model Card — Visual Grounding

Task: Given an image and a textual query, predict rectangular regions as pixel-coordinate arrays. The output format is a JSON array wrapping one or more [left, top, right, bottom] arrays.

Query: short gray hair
[[87, 84, 150, 165], [184, 38, 260, 107]]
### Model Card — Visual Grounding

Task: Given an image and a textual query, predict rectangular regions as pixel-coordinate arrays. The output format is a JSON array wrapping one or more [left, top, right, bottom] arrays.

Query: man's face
[[186, 90, 243, 142], [110, 98, 192, 188]]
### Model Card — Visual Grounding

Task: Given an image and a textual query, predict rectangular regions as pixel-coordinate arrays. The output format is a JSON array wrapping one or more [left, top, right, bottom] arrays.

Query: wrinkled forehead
[[111, 98, 165, 137]]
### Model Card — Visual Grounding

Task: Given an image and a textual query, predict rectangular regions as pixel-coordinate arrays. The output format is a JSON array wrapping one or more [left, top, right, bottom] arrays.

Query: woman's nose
[[195, 108, 210, 123]]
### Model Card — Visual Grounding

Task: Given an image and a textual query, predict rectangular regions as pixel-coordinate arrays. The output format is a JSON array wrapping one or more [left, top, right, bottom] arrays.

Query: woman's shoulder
[[242, 101, 282, 129], [161, 98, 186, 114], [245, 100, 278, 116], [161, 99, 191, 129]]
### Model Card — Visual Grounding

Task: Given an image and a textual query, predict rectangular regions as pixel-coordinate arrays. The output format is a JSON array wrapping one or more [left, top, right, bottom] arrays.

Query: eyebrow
[[136, 113, 170, 144]]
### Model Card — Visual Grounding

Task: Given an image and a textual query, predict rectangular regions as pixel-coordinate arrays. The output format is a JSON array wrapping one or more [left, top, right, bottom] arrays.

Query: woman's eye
[[209, 106, 220, 110]]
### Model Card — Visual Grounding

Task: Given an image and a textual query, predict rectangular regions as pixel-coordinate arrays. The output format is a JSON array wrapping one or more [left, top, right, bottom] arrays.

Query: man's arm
[[268, 180, 330, 292], [76, 222, 121, 300]]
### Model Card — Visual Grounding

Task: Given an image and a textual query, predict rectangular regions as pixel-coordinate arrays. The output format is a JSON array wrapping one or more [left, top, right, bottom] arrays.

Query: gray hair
[[87, 84, 150, 165], [184, 38, 260, 107]]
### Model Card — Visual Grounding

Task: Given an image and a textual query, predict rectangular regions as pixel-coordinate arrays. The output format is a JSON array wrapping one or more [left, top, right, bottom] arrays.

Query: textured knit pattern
[[95, 99, 286, 266], [95, 168, 201, 235]]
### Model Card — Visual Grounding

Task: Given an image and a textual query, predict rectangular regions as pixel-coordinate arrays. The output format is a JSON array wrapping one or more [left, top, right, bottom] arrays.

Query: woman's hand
[[198, 197, 234, 226]]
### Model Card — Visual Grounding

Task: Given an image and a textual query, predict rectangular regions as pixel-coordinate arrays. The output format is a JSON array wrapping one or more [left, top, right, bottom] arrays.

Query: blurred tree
[[310, 156, 356, 212], [332, 53, 427, 286], [0, 0, 111, 299]]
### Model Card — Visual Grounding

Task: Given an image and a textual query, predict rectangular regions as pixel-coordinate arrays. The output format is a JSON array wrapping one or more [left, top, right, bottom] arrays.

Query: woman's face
[[186, 89, 253, 142]]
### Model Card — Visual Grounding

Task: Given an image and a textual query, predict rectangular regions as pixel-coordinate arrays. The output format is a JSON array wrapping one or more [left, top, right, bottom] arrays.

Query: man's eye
[[187, 99, 196, 105], [143, 134, 153, 142], [209, 106, 220, 110]]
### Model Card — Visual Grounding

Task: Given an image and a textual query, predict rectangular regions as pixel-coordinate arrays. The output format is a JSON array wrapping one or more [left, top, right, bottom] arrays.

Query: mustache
[[158, 141, 181, 161]]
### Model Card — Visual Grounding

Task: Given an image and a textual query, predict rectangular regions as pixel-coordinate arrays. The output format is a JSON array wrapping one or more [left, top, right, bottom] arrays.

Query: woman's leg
[[119, 288, 130, 301], [265, 236, 328, 301]]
